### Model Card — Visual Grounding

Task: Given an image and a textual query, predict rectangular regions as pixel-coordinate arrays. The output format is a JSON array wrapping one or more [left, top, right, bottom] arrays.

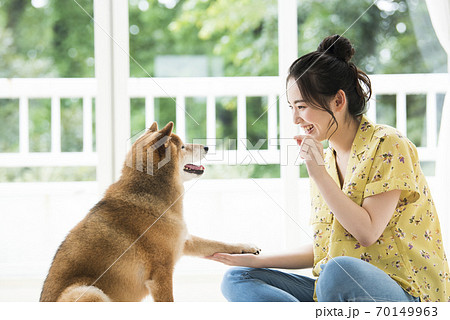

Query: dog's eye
[[181, 145, 185, 149]]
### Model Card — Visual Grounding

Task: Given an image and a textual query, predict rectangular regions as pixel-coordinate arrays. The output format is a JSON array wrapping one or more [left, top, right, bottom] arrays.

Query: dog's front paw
[[239, 244, 261, 255]]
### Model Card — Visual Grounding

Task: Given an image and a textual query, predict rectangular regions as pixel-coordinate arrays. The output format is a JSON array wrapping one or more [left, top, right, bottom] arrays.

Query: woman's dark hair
[[287, 34, 372, 139]]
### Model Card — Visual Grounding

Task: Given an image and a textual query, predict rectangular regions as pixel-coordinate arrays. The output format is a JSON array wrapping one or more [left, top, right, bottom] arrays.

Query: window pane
[[130, 98, 146, 139], [406, 94, 426, 147], [375, 95, 396, 127], [61, 98, 83, 152], [185, 97, 207, 142], [0, 0, 94, 77], [0, 99, 19, 152], [128, 0, 278, 77], [296, 0, 446, 74], [215, 96, 237, 150], [155, 97, 176, 130], [247, 96, 268, 150], [29, 99, 51, 152]]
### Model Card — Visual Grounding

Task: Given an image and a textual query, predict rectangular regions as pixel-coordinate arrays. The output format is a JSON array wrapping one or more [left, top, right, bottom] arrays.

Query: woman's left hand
[[294, 135, 326, 179]]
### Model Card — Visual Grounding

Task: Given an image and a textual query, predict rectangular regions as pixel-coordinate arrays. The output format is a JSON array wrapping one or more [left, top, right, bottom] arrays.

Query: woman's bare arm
[[205, 243, 314, 269]]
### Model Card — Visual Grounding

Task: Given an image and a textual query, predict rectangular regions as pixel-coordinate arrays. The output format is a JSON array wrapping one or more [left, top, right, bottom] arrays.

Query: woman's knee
[[222, 267, 252, 283], [221, 267, 253, 297], [321, 256, 362, 278], [316, 256, 362, 300]]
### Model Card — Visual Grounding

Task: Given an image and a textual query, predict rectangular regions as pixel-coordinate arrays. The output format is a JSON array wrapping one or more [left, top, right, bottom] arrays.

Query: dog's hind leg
[[145, 267, 174, 302], [57, 284, 112, 302]]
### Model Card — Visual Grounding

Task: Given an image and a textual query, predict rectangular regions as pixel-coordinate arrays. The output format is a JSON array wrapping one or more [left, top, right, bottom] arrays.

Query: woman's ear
[[333, 89, 347, 112]]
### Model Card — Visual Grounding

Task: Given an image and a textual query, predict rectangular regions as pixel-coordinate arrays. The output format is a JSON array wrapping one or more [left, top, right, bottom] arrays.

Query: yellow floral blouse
[[310, 114, 449, 302]]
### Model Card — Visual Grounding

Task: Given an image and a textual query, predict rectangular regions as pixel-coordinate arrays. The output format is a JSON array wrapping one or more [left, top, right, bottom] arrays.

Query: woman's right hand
[[204, 253, 261, 268]]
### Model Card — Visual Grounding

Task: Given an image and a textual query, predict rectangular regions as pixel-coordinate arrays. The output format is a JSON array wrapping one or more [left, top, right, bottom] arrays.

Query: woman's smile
[[302, 124, 315, 134]]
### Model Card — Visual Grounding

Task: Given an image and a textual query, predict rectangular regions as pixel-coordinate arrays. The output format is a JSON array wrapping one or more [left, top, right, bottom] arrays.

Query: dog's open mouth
[[183, 164, 205, 175]]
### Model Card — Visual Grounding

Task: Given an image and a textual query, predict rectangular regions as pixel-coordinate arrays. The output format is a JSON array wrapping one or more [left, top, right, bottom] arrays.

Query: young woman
[[207, 35, 449, 302]]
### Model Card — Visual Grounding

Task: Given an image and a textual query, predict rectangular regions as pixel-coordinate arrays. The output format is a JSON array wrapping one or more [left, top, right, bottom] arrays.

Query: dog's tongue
[[185, 164, 204, 171]]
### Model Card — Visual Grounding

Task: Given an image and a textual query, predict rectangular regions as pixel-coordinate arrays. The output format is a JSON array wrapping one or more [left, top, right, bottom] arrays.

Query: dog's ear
[[148, 122, 158, 132], [159, 122, 174, 148], [159, 121, 174, 137]]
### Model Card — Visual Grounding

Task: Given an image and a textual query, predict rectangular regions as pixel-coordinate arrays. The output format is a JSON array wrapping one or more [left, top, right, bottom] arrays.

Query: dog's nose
[[204, 146, 209, 153]]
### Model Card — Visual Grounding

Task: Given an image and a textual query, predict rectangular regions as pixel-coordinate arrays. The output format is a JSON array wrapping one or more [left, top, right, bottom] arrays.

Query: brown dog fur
[[39, 122, 260, 302]]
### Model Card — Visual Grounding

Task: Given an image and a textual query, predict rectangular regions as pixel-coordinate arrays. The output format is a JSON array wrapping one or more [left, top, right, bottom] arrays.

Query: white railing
[[0, 78, 97, 167], [128, 76, 282, 165], [0, 73, 448, 169], [369, 73, 448, 161]]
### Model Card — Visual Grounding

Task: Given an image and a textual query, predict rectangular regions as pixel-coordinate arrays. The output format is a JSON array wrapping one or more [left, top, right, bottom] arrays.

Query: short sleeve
[[363, 134, 420, 204]]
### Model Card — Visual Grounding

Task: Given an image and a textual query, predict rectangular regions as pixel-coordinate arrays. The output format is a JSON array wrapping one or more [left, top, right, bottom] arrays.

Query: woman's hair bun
[[317, 34, 355, 63]]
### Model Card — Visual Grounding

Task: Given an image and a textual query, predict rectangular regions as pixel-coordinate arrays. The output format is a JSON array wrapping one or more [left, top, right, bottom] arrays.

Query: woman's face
[[286, 77, 334, 141]]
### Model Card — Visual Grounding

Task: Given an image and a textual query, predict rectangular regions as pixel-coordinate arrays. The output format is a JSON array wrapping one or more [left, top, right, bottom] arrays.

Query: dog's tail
[[40, 280, 111, 302], [56, 283, 111, 302]]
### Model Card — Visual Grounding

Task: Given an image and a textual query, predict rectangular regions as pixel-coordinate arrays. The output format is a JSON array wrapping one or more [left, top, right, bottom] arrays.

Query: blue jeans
[[221, 256, 421, 302]]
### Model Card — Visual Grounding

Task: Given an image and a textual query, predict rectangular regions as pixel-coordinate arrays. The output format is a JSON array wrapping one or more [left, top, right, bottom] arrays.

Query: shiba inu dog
[[40, 122, 260, 302]]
